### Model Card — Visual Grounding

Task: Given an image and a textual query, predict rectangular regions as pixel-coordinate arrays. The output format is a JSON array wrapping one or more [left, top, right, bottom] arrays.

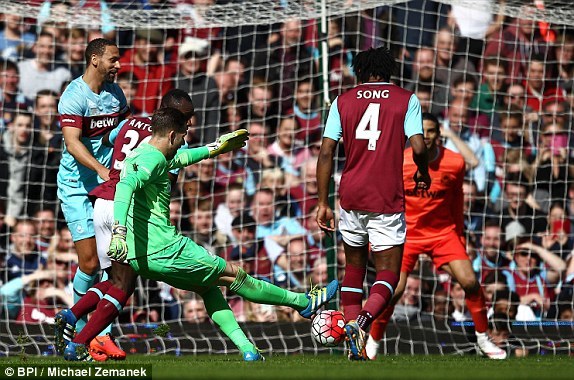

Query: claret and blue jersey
[[323, 82, 423, 214], [57, 76, 129, 195]]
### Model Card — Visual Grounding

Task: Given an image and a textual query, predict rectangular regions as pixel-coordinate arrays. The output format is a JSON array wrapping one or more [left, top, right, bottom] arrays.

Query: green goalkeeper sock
[[229, 268, 308, 310], [200, 286, 255, 354]]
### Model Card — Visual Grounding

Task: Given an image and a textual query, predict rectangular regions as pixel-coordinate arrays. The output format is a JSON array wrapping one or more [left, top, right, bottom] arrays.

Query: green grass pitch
[[1, 354, 573, 379]]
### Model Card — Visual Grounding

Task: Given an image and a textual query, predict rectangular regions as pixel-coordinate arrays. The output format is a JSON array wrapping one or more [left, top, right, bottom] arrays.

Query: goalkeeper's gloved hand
[[206, 129, 249, 158], [108, 222, 128, 262]]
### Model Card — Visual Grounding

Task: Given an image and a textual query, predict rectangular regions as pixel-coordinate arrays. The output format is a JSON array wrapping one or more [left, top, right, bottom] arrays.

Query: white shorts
[[338, 209, 406, 251], [93, 198, 114, 270]]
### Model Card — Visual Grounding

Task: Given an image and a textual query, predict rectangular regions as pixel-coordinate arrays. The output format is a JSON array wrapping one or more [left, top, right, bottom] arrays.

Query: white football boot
[[476, 332, 507, 359]]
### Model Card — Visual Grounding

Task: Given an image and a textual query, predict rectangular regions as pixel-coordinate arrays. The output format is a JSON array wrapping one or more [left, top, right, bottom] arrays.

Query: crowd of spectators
[[0, 1, 573, 341]]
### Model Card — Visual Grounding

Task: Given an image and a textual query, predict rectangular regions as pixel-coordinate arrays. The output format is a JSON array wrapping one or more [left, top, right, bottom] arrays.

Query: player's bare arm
[[101, 128, 115, 147], [409, 134, 431, 189], [316, 137, 337, 233], [62, 127, 110, 181], [440, 126, 479, 169]]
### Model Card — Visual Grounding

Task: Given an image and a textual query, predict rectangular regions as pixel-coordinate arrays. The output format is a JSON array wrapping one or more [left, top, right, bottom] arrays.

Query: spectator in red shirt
[[119, 29, 175, 115], [224, 214, 273, 282], [0, 59, 34, 132], [289, 158, 318, 219], [484, 4, 551, 82], [502, 240, 565, 318], [244, 78, 276, 129], [490, 109, 532, 178], [287, 77, 322, 145], [267, 116, 313, 182], [448, 75, 490, 138], [473, 220, 510, 283], [523, 54, 566, 113], [531, 122, 573, 205]]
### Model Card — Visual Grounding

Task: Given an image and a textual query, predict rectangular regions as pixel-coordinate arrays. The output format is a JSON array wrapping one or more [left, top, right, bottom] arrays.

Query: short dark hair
[[483, 218, 501, 229], [483, 56, 508, 73], [489, 312, 511, 332], [117, 71, 138, 85], [483, 270, 506, 286], [452, 74, 477, 89], [35, 89, 59, 104], [231, 213, 256, 232], [254, 187, 274, 199], [160, 89, 194, 119], [224, 55, 246, 70], [37, 31, 55, 42], [422, 112, 440, 130], [13, 110, 33, 121], [530, 53, 547, 64], [504, 171, 529, 190], [352, 46, 397, 83], [499, 107, 523, 125], [0, 58, 18, 73], [492, 289, 521, 305], [296, 75, 316, 89], [85, 38, 116, 64], [414, 83, 433, 95], [151, 107, 188, 137]]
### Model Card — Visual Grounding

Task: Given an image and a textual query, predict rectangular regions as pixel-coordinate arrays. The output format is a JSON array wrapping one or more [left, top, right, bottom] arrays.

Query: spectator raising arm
[[0, 269, 57, 318], [441, 125, 479, 170], [516, 241, 566, 285]]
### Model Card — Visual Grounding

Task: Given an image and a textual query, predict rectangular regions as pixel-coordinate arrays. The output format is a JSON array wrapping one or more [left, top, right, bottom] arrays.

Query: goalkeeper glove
[[207, 129, 249, 158], [108, 222, 128, 262]]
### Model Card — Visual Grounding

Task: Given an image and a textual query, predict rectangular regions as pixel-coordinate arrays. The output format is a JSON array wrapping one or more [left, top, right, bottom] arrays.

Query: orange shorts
[[401, 230, 468, 274]]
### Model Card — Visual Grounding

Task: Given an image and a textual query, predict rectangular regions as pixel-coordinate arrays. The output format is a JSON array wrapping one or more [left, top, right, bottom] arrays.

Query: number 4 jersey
[[90, 116, 152, 201], [323, 82, 423, 214]]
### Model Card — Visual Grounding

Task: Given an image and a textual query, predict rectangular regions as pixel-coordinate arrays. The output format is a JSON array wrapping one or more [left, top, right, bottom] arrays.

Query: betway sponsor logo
[[90, 117, 117, 129], [405, 189, 446, 199]]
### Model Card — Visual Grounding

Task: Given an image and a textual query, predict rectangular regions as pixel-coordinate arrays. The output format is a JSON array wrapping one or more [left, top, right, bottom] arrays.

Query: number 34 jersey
[[323, 82, 423, 214], [90, 116, 152, 201]]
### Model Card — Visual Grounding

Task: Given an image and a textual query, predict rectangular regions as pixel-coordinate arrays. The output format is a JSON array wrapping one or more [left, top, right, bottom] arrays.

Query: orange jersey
[[403, 146, 465, 241]]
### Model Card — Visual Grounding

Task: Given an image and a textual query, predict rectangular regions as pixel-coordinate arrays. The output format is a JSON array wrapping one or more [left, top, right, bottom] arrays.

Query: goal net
[[1, 0, 573, 357]]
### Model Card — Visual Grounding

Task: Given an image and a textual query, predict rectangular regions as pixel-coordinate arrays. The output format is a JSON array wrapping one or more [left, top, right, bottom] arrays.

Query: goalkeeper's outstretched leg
[[218, 262, 339, 319]]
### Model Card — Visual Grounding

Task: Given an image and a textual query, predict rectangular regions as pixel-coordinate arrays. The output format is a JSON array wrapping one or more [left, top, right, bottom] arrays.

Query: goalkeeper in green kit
[[106, 107, 337, 361]]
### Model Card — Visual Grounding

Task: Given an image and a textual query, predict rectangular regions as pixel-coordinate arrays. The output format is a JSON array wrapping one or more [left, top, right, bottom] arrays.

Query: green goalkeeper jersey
[[114, 143, 210, 260]]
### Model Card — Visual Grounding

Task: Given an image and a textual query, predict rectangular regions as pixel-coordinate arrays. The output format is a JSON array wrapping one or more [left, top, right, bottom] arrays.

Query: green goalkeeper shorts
[[128, 237, 227, 290]]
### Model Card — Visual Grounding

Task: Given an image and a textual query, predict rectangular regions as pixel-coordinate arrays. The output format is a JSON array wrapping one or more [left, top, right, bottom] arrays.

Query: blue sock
[[73, 269, 98, 333]]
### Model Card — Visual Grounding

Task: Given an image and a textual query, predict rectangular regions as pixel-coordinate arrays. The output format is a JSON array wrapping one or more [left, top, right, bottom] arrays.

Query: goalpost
[[1, 0, 573, 357]]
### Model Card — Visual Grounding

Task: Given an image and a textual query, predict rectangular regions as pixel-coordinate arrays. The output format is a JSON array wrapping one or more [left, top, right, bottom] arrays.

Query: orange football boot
[[89, 334, 126, 361]]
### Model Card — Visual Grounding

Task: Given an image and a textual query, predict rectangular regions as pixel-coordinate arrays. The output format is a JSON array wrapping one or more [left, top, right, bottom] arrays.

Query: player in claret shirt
[[316, 46, 431, 360], [56, 38, 129, 358], [365, 113, 507, 360]]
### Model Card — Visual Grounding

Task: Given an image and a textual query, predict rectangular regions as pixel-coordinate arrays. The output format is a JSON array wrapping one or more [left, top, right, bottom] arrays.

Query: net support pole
[[320, 0, 331, 110], [318, 0, 338, 308]]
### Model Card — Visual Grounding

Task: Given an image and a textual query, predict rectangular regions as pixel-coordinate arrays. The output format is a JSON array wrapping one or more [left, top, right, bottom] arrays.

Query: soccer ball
[[311, 310, 346, 347]]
